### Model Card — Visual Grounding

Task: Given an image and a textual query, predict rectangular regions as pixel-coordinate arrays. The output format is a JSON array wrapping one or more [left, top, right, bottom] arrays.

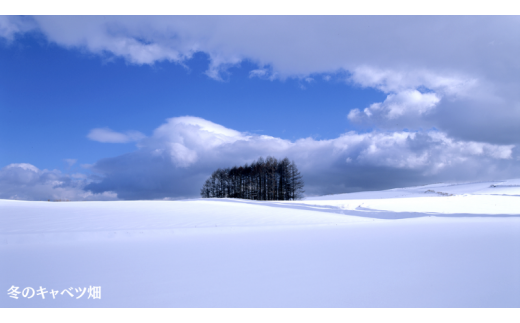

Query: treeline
[[200, 156, 304, 200]]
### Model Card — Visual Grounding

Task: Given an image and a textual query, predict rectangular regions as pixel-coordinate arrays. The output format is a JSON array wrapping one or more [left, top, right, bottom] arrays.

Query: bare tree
[[200, 157, 304, 200], [288, 160, 305, 200]]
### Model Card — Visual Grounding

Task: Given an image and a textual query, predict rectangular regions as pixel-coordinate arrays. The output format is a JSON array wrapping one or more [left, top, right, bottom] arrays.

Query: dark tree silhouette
[[200, 156, 304, 200]]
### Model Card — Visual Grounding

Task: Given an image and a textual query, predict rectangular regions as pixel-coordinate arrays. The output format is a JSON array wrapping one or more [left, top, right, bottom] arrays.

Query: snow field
[[1, 179, 520, 307]]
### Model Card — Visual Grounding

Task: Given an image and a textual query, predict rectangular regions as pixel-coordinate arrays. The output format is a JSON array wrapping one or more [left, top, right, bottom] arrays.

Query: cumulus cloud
[[349, 67, 477, 97], [348, 90, 441, 126], [0, 163, 117, 201], [2, 117, 518, 200], [83, 117, 518, 199], [87, 128, 145, 143], [346, 67, 482, 131]]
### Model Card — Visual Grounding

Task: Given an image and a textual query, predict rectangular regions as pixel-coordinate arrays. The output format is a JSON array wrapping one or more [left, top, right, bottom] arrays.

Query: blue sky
[[1, 16, 520, 200], [0, 34, 384, 172]]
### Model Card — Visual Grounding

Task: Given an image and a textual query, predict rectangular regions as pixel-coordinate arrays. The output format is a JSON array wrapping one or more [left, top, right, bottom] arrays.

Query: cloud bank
[[2, 116, 518, 200], [82, 117, 517, 200], [0, 163, 117, 201]]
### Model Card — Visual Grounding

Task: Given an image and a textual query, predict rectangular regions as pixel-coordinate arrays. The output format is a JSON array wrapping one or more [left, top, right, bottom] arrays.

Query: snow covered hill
[[303, 178, 520, 216], [1, 180, 519, 307]]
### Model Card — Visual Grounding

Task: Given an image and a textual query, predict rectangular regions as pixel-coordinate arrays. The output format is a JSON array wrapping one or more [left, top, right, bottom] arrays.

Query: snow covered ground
[[1, 180, 520, 307]]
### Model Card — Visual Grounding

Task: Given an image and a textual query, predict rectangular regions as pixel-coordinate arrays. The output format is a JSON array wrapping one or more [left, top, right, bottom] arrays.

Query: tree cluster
[[200, 156, 304, 200]]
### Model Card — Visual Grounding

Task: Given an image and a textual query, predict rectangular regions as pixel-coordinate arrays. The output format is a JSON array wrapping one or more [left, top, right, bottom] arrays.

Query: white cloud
[[5, 163, 39, 172], [0, 163, 118, 201], [205, 55, 242, 81], [349, 66, 477, 97], [141, 116, 250, 167], [0, 16, 35, 40], [348, 90, 441, 123], [12, 16, 508, 85], [346, 67, 481, 130], [2, 16, 518, 143], [87, 128, 145, 143], [83, 117, 518, 199], [3, 117, 518, 200], [249, 69, 268, 78], [2, 17, 520, 198]]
